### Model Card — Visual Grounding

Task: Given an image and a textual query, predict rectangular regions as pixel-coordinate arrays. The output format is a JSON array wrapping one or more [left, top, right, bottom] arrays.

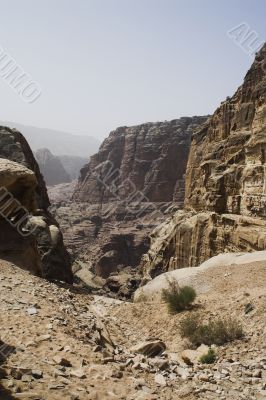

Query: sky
[[0, 0, 265, 140]]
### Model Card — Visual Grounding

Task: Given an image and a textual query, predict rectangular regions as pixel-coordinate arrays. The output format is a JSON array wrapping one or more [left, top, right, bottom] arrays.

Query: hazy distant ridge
[[0, 121, 100, 157]]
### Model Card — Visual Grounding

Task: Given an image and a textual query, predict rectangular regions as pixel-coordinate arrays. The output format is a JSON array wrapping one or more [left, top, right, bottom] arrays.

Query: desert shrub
[[179, 314, 201, 338], [179, 314, 244, 346], [162, 281, 196, 314], [199, 348, 216, 364]]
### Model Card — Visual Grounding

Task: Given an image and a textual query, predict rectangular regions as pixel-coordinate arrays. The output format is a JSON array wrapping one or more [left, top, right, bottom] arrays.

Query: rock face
[[35, 148, 71, 186], [51, 200, 167, 297], [0, 126, 73, 283], [135, 250, 266, 302], [73, 117, 208, 205], [52, 117, 207, 293], [185, 46, 266, 217], [141, 43, 266, 280]]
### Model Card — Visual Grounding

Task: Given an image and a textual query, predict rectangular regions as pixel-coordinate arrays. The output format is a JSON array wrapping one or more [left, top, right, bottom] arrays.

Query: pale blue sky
[[0, 0, 265, 139]]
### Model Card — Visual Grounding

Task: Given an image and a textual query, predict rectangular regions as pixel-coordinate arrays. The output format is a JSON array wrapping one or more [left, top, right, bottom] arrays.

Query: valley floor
[[0, 259, 265, 399]]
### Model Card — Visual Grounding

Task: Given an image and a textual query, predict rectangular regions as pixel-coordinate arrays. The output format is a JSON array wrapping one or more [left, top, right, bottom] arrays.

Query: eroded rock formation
[[54, 117, 207, 291], [141, 43, 266, 280], [73, 117, 207, 205], [0, 126, 73, 283]]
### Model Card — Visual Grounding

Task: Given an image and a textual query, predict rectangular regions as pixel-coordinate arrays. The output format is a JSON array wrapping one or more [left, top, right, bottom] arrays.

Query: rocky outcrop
[[185, 45, 266, 217], [0, 158, 41, 275], [67, 117, 207, 287], [35, 148, 71, 186], [0, 126, 73, 283], [73, 117, 208, 205], [136, 250, 266, 302], [141, 43, 266, 280], [51, 200, 167, 296]]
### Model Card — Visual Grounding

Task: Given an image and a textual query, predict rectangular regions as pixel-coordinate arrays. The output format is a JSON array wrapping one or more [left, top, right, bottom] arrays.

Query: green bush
[[179, 314, 244, 346], [162, 281, 196, 314], [199, 348, 216, 364]]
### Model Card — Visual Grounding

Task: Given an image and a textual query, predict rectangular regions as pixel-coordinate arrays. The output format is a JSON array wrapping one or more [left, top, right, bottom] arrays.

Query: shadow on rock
[[0, 384, 16, 400], [0, 340, 15, 364], [0, 340, 16, 399]]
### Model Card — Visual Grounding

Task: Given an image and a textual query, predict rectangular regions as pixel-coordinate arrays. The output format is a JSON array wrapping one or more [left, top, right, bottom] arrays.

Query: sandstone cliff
[[0, 126, 73, 283], [73, 117, 207, 205], [141, 43, 266, 280], [54, 117, 207, 292]]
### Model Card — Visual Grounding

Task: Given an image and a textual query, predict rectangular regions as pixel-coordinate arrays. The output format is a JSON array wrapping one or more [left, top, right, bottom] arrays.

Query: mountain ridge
[[0, 121, 100, 157]]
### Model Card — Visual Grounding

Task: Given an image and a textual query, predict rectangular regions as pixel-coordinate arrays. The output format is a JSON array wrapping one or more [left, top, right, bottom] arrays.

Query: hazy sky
[[0, 0, 265, 140]]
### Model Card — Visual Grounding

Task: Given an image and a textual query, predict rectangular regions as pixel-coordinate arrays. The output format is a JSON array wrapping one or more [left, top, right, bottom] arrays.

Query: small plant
[[199, 348, 216, 364], [162, 280, 197, 314], [179, 313, 201, 339], [179, 314, 244, 346]]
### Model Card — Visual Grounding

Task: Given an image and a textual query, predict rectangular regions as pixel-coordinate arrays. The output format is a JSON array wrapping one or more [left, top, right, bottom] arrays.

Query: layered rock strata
[[73, 117, 208, 205], [141, 43, 266, 280], [57, 117, 207, 287]]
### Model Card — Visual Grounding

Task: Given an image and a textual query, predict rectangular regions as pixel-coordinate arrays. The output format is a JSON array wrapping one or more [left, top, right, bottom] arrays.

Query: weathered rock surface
[[35, 148, 71, 186], [51, 201, 168, 297], [0, 126, 73, 283], [47, 180, 77, 203], [135, 250, 266, 302], [185, 46, 266, 217], [130, 340, 166, 357], [51, 117, 206, 292], [181, 345, 210, 365], [73, 117, 207, 204], [141, 43, 266, 279]]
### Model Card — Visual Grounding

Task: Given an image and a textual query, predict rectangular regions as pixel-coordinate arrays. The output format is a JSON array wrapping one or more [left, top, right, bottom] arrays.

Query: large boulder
[[134, 250, 266, 303], [0, 127, 73, 283]]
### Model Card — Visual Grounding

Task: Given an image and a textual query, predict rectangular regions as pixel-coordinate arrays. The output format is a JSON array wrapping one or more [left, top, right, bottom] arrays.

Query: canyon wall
[[141, 43, 266, 280], [61, 117, 207, 289], [73, 117, 207, 205], [0, 126, 73, 283]]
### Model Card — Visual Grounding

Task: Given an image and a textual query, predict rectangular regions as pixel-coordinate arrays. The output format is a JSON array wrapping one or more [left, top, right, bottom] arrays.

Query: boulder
[[134, 250, 266, 303], [181, 344, 210, 365], [0, 127, 73, 283], [130, 340, 166, 357]]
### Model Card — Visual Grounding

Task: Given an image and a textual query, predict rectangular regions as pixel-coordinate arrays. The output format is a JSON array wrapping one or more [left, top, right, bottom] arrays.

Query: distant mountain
[[35, 148, 71, 186], [58, 155, 88, 180], [0, 121, 100, 157]]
